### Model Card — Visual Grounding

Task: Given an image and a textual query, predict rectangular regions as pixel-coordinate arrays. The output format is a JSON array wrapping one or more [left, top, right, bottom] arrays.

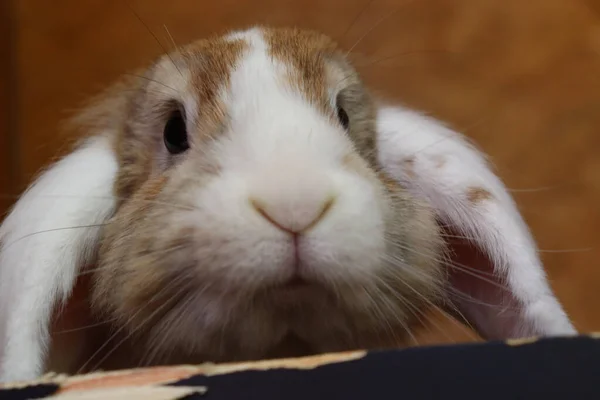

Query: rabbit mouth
[[258, 274, 332, 306], [283, 275, 309, 288], [266, 276, 316, 297]]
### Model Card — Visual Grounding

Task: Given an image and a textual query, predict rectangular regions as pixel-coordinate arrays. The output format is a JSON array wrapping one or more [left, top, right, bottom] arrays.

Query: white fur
[[376, 105, 576, 338], [0, 136, 118, 383]]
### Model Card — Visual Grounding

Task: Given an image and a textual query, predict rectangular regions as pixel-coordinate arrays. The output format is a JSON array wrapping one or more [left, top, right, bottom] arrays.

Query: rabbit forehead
[[216, 28, 355, 161], [112, 27, 360, 198], [148, 26, 348, 127], [225, 26, 345, 105]]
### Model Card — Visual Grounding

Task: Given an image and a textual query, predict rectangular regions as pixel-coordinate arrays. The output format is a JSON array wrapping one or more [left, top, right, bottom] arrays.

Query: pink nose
[[250, 197, 335, 234], [248, 161, 336, 233]]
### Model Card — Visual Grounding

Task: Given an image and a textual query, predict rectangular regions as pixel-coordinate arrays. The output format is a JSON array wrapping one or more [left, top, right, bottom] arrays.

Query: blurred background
[[0, 0, 599, 344]]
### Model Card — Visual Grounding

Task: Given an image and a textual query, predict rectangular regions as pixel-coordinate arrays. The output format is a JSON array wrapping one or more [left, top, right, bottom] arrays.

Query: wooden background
[[1, 0, 599, 345]]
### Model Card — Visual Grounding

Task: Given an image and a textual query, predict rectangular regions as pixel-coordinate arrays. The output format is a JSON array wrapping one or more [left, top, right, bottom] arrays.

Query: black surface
[[0, 383, 59, 400], [2, 336, 599, 399], [171, 336, 600, 400]]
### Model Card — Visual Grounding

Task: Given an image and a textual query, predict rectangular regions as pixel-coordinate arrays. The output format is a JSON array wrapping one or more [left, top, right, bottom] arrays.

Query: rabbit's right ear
[[0, 136, 118, 383]]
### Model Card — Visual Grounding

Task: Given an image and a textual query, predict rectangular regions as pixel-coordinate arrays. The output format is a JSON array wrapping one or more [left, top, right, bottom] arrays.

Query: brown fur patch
[[264, 27, 337, 111], [184, 37, 248, 135], [433, 154, 446, 169], [377, 169, 404, 193], [402, 156, 416, 178], [466, 186, 493, 204]]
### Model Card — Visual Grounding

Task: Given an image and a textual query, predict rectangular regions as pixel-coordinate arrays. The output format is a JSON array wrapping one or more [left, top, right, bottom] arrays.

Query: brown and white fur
[[0, 26, 575, 383]]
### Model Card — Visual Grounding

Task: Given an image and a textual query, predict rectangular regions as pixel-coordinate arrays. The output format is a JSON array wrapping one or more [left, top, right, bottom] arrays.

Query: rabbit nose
[[251, 196, 335, 234], [249, 164, 336, 234]]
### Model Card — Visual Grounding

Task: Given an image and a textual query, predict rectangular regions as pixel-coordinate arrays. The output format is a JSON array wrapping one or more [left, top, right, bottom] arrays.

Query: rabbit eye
[[163, 109, 189, 154], [337, 106, 349, 130]]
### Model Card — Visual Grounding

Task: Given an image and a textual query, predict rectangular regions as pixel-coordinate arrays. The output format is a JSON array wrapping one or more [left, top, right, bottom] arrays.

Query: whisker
[[507, 186, 560, 193], [216, 299, 236, 360], [75, 245, 190, 278], [2, 224, 108, 251], [142, 288, 197, 367], [538, 247, 594, 253], [342, 253, 459, 345], [379, 254, 461, 340], [430, 305, 479, 341], [125, 1, 183, 77], [78, 274, 188, 374], [144, 281, 215, 366], [91, 283, 189, 373], [163, 24, 179, 52], [53, 317, 119, 335], [443, 301, 479, 335], [345, 0, 417, 56], [0, 193, 195, 211], [123, 73, 179, 93], [357, 49, 460, 68], [367, 275, 431, 342], [378, 253, 481, 342], [338, 0, 377, 44], [384, 278, 477, 341], [445, 286, 519, 311], [383, 237, 505, 284], [364, 282, 418, 345], [380, 241, 522, 317], [439, 232, 593, 254], [119, 84, 176, 97], [323, 252, 414, 344], [408, 134, 457, 157], [427, 252, 512, 292]]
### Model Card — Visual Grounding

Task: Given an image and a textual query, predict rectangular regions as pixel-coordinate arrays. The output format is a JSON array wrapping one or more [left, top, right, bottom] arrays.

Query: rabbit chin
[[133, 274, 413, 367], [151, 233, 421, 363]]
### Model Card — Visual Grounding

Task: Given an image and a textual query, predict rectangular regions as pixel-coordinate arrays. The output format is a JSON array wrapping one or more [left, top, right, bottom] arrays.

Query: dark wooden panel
[[13, 0, 600, 345], [0, 0, 16, 217]]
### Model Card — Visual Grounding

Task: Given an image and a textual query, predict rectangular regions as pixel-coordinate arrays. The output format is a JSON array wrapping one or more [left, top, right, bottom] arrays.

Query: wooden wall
[[0, 0, 15, 216], [2, 0, 600, 343]]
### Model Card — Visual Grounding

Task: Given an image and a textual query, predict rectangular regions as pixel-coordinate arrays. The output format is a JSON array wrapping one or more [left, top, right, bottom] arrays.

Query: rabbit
[[0, 26, 576, 383]]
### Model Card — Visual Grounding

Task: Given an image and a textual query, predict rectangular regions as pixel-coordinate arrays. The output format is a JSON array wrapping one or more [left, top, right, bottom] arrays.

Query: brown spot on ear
[[403, 156, 416, 178], [466, 186, 493, 204], [433, 154, 446, 169]]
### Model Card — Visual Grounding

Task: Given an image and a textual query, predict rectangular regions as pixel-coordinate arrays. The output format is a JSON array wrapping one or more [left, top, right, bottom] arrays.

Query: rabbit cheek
[[92, 175, 180, 326]]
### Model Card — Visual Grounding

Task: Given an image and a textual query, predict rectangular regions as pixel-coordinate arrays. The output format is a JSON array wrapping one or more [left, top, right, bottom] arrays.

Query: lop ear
[[376, 105, 576, 340], [0, 136, 118, 383]]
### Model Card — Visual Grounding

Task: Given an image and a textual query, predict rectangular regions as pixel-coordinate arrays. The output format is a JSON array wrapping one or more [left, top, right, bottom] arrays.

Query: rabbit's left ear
[[0, 136, 118, 383], [376, 105, 576, 340]]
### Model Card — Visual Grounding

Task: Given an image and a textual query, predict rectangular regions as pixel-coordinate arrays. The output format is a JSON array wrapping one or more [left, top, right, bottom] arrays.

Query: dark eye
[[163, 109, 189, 154], [337, 106, 350, 130]]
